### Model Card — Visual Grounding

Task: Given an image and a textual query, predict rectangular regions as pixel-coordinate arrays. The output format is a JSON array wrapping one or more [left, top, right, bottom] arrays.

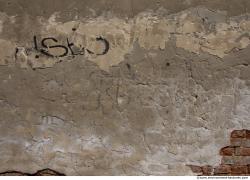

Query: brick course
[[220, 146, 235, 156], [231, 165, 248, 174], [214, 165, 231, 175], [189, 129, 250, 176], [236, 147, 250, 156]]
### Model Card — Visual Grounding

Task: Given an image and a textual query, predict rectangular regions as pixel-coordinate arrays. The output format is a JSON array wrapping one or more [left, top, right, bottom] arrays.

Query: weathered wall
[[0, 0, 250, 175]]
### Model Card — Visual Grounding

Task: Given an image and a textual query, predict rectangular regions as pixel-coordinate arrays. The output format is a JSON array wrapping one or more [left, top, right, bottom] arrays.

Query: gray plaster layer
[[0, 0, 250, 175]]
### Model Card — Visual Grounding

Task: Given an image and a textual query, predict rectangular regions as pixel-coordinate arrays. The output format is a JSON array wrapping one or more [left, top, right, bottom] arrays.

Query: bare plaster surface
[[0, 0, 249, 175]]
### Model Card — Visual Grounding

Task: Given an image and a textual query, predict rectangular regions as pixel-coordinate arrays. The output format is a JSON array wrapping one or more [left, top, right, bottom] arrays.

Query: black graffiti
[[41, 37, 68, 57], [96, 36, 109, 55], [33, 35, 110, 58]]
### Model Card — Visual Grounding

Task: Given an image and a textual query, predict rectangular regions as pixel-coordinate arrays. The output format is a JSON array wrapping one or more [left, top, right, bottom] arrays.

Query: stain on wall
[[0, 0, 250, 176]]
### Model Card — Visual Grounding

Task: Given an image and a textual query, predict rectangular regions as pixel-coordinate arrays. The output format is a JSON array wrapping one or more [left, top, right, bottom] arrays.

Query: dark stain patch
[[126, 63, 131, 70]]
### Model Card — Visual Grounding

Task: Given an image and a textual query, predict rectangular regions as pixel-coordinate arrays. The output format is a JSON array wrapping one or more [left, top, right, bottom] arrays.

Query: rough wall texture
[[0, 0, 250, 176]]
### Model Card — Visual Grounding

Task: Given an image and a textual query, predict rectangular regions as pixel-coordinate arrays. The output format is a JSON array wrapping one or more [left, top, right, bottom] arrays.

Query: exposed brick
[[241, 139, 250, 147], [235, 147, 250, 156], [214, 165, 231, 174], [221, 156, 234, 165], [220, 146, 235, 156], [221, 156, 250, 165], [231, 130, 246, 138], [231, 174, 248, 176], [202, 165, 213, 175], [238, 156, 250, 165], [231, 165, 248, 174], [214, 173, 230, 176], [189, 129, 250, 176], [248, 165, 250, 174], [246, 130, 250, 139], [231, 138, 242, 146], [188, 165, 202, 174]]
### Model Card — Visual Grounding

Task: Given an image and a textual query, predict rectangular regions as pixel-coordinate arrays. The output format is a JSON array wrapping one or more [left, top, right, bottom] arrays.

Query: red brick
[[202, 165, 213, 175], [231, 138, 242, 146], [221, 156, 250, 165], [235, 156, 250, 165], [221, 156, 234, 165], [220, 146, 235, 156], [235, 147, 250, 156], [246, 130, 250, 139], [214, 173, 230, 176], [241, 139, 250, 147], [231, 130, 246, 138], [188, 165, 202, 174], [231, 165, 248, 174], [231, 173, 248, 176], [214, 165, 231, 174]]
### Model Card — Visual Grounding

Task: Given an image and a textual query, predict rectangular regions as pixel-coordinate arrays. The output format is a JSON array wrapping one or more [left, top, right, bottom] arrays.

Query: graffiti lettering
[[33, 35, 110, 58], [41, 37, 68, 57], [96, 36, 109, 55]]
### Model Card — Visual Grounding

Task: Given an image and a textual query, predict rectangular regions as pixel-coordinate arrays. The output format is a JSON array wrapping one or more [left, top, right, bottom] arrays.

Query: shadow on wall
[[188, 130, 250, 176]]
